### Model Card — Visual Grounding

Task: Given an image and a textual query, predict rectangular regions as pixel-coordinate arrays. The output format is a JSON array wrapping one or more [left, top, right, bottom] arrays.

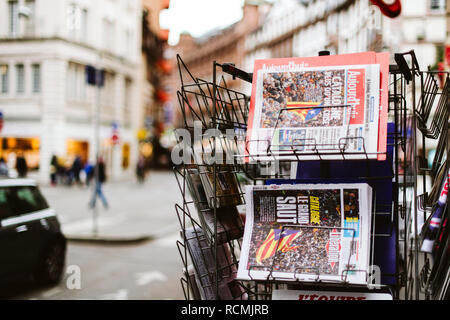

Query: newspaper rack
[[173, 51, 449, 300], [415, 69, 450, 300]]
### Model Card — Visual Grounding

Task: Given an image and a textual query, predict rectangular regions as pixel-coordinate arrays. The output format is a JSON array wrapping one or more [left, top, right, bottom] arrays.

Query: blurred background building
[[164, 0, 270, 128], [160, 0, 448, 127], [140, 0, 174, 169], [0, 0, 171, 182], [245, 0, 447, 89], [0, 0, 447, 179]]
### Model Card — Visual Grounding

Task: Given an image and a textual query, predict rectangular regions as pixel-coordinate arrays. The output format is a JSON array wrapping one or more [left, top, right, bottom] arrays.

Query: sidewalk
[[38, 171, 182, 244]]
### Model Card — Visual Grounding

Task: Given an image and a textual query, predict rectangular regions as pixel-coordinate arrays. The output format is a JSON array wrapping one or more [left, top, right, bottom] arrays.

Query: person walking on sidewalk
[[0, 157, 8, 177], [50, 154, 58, 186], [71, 155, 83, 186], [89, 157, 109, 209], [16, 152, 28, 178], [136, 154, 146, 184], [84, 161, 94, 186]]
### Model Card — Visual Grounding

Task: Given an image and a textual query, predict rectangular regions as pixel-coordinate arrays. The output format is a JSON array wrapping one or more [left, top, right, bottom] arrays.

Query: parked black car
[[0, 179, 66, 285]]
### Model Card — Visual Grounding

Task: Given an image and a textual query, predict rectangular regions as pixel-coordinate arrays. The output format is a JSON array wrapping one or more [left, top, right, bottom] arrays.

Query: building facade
[[244, 0, 447, 75], [381, 0, 447, 70], [0, 0, 143, 182], [244, 0, 383, 74], [166, 1, 268, 128], [141, 0, 171, 133]]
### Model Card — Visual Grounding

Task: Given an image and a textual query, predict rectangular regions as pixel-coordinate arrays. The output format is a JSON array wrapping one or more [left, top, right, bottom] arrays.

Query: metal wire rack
[[172, 51, 449, 300]]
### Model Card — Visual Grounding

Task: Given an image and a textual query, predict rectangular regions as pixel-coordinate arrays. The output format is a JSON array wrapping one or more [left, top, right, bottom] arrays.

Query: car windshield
[[0, 186, 49, 220]]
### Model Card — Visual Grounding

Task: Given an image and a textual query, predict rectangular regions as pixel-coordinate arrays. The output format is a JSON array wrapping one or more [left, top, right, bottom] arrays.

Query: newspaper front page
[[237, 184, 372, 285], [247, 63, 380, 160]]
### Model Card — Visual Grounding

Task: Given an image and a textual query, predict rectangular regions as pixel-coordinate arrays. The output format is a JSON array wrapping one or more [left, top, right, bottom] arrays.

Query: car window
[[4, 186, 49, 217], [0, 187, 14, 220]]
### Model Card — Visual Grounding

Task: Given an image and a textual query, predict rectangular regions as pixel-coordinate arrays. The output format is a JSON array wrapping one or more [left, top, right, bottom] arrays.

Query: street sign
[[85, 65, 105, 87], [111, 122, 120, 145]]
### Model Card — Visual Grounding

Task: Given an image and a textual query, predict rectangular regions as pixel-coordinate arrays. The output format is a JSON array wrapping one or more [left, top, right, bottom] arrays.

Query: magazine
[[184, 227, 247, 300], [199, 206, 244, 245], [420, 167, 449, 253], [237, 183, 372, 284], [197, 164, 243, 208], [185, 167, 244, 245], [183, 264, 202, 300], [246, 52, 389, 161]]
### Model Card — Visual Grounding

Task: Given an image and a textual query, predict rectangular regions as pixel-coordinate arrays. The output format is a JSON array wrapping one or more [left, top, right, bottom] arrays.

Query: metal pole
[[411, 67, 420, 300], [92, 68, 101, 236], [393, 72, 400, 300], [212, 60, 218, 299]]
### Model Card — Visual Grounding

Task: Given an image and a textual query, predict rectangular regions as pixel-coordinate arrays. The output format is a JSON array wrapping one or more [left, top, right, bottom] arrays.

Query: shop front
[[0, 137, 40, 170]]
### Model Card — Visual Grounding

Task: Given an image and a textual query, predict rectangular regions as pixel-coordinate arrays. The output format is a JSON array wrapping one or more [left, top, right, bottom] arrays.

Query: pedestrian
[[71, 155, 83, 185], [50, 154, 58, 186], [7, 151, 16, 174], [89, 157, 108, 209], [84, 161, 94, 186], [16, 152, 28, 178], [136, 154, 146, 184], [56, 155, 66, 185], [0, 157, 8, 176]]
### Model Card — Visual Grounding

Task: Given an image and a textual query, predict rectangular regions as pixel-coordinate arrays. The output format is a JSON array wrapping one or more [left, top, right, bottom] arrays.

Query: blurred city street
[[1, 171, 185, 300], [41, 170, 181, 241]]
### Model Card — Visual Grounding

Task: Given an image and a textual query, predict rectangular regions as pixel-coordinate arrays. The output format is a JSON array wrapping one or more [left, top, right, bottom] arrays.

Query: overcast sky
[[160, 0, 245, 45]]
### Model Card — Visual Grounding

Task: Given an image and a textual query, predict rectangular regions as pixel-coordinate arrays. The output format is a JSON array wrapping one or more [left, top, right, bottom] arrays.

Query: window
[[16, 64, 25, 94], [67, 63, 75, 99], [67, 4, 77, 36], [0, 186, 49, 220], [123, 29, 132, 57], [24, 0, 36, 36], [12, 186, 49, 215], [124, 78, 132, 108], [430, 0, 446, 11], [101, 71, 115, 107], [1, 65, 9, 94], [124, 78, 132, 127], [81, 8, 88, 41], [67, 62, 86, 101], [67, 4, 88, 42], [0, 188, 14, 219], [102, 18, 115, 52], [15, 187, 48, 211], [8, 0, 19, 36], [32, 64, 41, 93]]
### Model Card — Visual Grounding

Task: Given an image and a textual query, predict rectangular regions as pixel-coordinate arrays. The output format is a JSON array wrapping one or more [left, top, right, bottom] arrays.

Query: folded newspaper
[[246, 54, 384, 161], [184, 227, 247, 300], [237, 184, 372, 285], [185, 167, 244, 245]]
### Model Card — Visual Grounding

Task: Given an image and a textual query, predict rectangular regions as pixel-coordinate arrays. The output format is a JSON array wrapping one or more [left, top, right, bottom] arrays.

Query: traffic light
[[85, 65, 105, 87]]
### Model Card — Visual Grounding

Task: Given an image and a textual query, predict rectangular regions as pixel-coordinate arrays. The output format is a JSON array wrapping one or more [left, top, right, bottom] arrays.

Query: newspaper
[[185, 167, 244, 245], [247, 61, 380, 161], [237, 184, 372, 284], [184, 227, 247, 300], [272, 289, 392, 300]]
